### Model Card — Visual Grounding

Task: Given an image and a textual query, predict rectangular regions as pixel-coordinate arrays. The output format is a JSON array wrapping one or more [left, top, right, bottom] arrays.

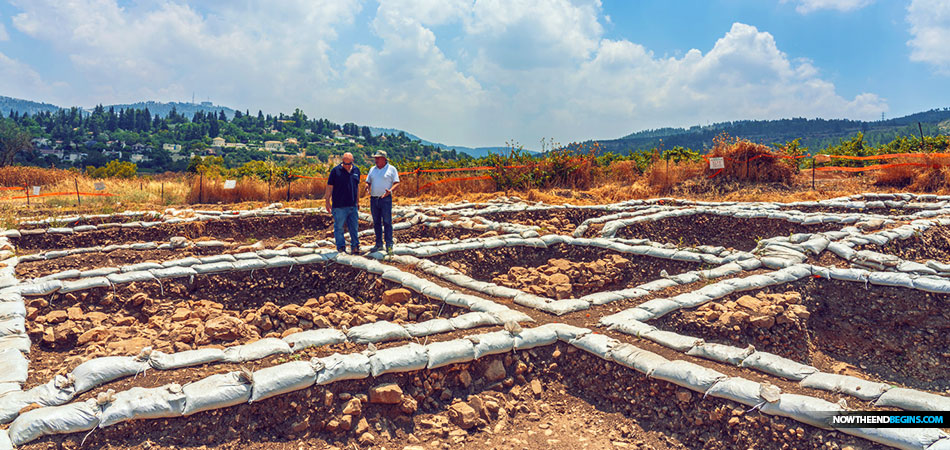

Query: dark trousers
[[370, 196, 393, 247]]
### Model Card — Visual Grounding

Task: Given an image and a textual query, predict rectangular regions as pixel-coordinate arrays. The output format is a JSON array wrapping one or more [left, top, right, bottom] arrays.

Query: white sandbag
[[249, 360, 318, 403], [59, 277, 112, 294], [426, 339, 476, 369], [368, 343, 429, 377], [641, 329, 702, 352], [403, 319, 455, 337], [0, 316, 24, 336], [607, 320, 656, 338], [650, 360, 726, 393], [120, 262, 164, 272], [705, 377, 764, 407], [760, 393, 841, 429], [347, 321, 411, 344], [8, 399, 100, 446], [0, 348, 28, 384], [512, 293, 549, 309], [150, 266, 198, 279], [316, 352, 371, 384], [828, 267, 870, 283], [513, 326, 558, 350], [636, 298, 682, 318], [868, 272, 914, 289], [581, 292, 626, 305], [569, 333, 616, 360], [99, 384, 186, 427], [740, 352, 818, 381], [542, 299, 590, 315], [469, 331, 515, 358], [0, 334, 30, 354], [107, 270, 157, 285], [545, 323, 590, 342], [840, 427, 946, 450], [799, 372, 889, 401], [609, 344, 668, 375], [638, 279, 679, 292], [282, 329, 347, 351], [37, 269, 80, 281], [488, 309, 534, 324], [19, 280, 63, 296], [148, 348, 225, 370], [0, 429, 9, 450], [181, 371, 252, 416], [686, 342, 754, 366], [222, 338, 291, 363], [449, 312, 500, 330], [875, 388, 950, 412], [913, 277, 950, 294], [192, 262, 235, 274], [71, 356, 149, 394]]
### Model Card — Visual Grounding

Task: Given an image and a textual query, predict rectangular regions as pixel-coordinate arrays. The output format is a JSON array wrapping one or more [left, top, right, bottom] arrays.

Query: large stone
[[382, 288, 412, 305], [46, 310, 68, 324], [547, 273, 571, 285], [735, 295, 764, 312], [66, 307, 84, 321], [77, 327, 111, 345], [205, 315, 245, 341], [369, 383, 403, 404], [448, 402, 478, 429], [170, 308, 191, 322], [343, 398, 362, 416], [483, 359, 506, 382], [749, 315, 775, 329]]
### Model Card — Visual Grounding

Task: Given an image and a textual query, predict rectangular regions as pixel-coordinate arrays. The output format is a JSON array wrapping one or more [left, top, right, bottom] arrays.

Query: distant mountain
[[595, 108, 950, 155], [369, 126, 532, 158], [97, 101, 236, 119], [0, 95, 236, 119], [0, 96, 64, 116]]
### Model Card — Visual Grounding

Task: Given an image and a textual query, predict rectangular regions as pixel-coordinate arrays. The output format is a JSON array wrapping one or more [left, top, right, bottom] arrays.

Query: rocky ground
[[491, 255, 632, 299]]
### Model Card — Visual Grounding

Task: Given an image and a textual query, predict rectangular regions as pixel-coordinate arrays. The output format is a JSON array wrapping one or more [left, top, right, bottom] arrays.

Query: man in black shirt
[[325, 152, 361, 253]]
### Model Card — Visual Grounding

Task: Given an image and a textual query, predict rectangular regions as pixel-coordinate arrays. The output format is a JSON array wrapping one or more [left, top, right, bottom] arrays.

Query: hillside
[[595, 108, 950, 154], [369, 127, 528, 157], [104, 100, 236, 119], [0, 96, 63, 116]]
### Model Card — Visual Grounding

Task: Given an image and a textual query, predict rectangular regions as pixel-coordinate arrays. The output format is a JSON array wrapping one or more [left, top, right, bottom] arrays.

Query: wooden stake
[[75, 178, 81, 206]]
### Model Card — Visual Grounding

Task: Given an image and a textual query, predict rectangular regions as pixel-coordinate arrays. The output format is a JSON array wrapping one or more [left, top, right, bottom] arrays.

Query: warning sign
[[708, 157, 725, 170], [223, 180, 237, 189]]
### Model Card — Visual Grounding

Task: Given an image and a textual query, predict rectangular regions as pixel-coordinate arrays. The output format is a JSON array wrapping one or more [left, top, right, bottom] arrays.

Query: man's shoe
[[386, 246, 394, 256], [336, 247, 346, 253], [351, 247, 360, 255], [368, 246, 383, 253]]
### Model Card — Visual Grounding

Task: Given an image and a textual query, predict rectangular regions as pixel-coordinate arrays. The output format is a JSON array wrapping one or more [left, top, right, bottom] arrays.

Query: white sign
[[708, 157, 725, 170], [31, 186, 41, 196], [223, 179, 237, 190], [94, 182, 106, 191]]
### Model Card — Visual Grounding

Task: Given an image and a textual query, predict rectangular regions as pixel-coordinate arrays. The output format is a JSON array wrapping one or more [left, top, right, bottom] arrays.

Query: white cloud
[[0, 51, 69, 103], [8, 0, 360, 109], [0, 21, 8, 41], [906, 0, 950, 74], [783, 0, 873, 14]]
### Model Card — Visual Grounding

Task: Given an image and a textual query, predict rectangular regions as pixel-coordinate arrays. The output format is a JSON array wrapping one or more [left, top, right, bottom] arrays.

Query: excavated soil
[[393, 224, 477, 243], [15, 247, 230, 279], [655, 277, 950, 391], [856, 226, 950, 264], [482, 208, 608, 234], [779, 205, 920, 216], [616, 213, 846, 251], [427, 243, 702, 297], [11, 214, 336, 250], [19, 344, 886, 450]]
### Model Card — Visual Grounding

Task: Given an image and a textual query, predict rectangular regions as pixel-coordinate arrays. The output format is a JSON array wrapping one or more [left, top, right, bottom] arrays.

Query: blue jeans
[[332, 206, 359, 251], [370, 196, 393, 248]]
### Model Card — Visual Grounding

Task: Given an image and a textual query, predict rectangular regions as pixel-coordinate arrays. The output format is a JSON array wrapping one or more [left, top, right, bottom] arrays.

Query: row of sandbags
[[0, 308, 509, 425], [5, 324, 946, 449]]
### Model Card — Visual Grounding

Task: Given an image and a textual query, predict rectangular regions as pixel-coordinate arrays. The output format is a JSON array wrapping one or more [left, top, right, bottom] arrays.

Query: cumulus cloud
[[906, 0, 950, 74], [782, 0, 873, 14], [0, 21, 8, 41]]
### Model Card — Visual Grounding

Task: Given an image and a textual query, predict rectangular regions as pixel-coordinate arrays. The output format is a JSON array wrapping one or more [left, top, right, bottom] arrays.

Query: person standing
[[325, 152, 361, 253], [365, 150, 400, 255]]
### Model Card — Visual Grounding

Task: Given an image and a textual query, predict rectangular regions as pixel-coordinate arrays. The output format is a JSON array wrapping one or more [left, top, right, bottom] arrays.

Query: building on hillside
[[39, 148, 63, 159], [130, 154, 151, 163], [284, 137, 298, 146], [163, 143, 183, 153], [224, 142, 247, 149], [211, 137, 226, 147], [264, 140, 285, 152], [331, 130, 343, 138]]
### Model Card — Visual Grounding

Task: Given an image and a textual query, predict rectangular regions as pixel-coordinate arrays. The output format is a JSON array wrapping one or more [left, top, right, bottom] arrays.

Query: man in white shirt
[[365, 150, 400, 255]]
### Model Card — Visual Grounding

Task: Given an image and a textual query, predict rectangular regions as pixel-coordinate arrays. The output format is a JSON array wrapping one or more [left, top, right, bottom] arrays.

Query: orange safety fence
[[814, 162, 932, 173], [0, 186, 25, 191], [701, 151, 950, 178], [418, 175, 493, 191], [1, 191, 115, 201]]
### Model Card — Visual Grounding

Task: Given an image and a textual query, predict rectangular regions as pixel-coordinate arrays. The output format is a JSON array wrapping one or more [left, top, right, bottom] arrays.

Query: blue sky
[[0, 0, 947, 147]]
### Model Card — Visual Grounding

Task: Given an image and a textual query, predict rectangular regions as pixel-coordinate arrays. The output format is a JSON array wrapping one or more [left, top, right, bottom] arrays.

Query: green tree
[[0, 119, 33, 166]]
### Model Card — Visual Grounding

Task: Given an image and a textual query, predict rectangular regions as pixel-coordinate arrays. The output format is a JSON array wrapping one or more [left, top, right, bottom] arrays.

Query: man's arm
[[324, 184, 334, 213], [384, 181, 400, 198]]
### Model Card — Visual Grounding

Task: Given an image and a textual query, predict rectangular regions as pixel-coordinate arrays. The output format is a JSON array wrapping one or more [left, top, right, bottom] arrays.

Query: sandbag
[[607, 320, 656, 338], [686, 342, 754, 366], [469, 331, 515, 358], [0, 348, 28, 384], [99, 384, 186, 427], [369, 343, 428, 377], [316, 352, 371, 384], [640, 329, 702, 352], [149, 348, 225, 370], [543, 299, 590, 315], [403, 319, 455, 337], [760, 393, 841, 429], [875, 388, 950, 412], [0, 316, 24, 337], [8, 399, 100, 446], [636, 299, 682, 318], [107, 270, 157, 285], [222, 338, 291, 363], [799, 372, 889, 401], [545, 323, 590, 342], [513, 326, 558, 350], [569, 333, 616, 360], [608, 344, 668, 375], [650, 360, 726, 393], [839, 427, 946, 450], [0, 429, 9, 450], [249, 360, 318, 403], [150, 266, 198, 279], [181, 371, 252, 416], [445, 312, 498, 330], [346, 321, 411, 344], [704, 377, 763, 407], [740, 352, 818, 381], [282, 329, 347, 351], [71, 356, 149, 394], [19, 280, 63, 296], [26, 375, 75, 407], [426, 339, 476, 369]]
